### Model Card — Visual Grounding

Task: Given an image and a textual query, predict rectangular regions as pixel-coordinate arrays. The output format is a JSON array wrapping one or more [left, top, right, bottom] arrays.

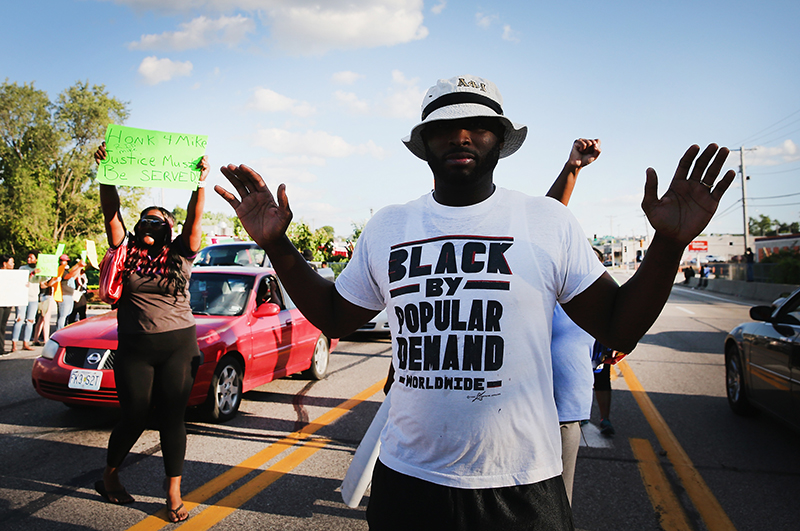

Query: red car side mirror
[[253, 302, 281, 318]]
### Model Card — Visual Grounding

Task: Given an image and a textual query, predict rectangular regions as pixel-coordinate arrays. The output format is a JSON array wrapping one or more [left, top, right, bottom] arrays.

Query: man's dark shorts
[[367, 459, 574, 530]]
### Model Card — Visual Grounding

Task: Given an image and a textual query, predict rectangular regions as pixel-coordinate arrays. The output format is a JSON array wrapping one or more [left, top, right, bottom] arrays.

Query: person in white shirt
[[216, 75, 734, 530]]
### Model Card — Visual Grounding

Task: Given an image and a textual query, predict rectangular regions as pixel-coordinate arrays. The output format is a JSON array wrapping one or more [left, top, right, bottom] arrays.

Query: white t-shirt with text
[[336, 188, 605, 489]]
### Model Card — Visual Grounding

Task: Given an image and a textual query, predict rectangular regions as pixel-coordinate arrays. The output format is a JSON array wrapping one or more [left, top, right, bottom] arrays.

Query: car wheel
[[206, 357, 244, 422], [726, 344, 756, 416], [303, 335, 330, 380]]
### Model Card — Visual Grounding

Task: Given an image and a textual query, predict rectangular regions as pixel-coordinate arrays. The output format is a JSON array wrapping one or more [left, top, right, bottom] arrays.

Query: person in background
[[55, 255, 83, 330], [12, 251, 47, 351], [302, 249, 318, 270], [0, 255, 15, 355], [93, 142, 207, 524], [546, 138, 603, 503], [67, 264, 89, 324], [594, 363, 614, 435], [745, 247, 755, 282], [683, 264, 696, 284], [33, 273, 59, 346]]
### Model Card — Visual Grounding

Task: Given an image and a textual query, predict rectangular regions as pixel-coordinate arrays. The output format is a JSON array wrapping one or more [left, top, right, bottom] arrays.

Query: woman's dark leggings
[[107, 326, 199, 477]]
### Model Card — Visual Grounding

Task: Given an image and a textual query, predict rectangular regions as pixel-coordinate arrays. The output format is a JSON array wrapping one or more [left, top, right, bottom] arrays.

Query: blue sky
[[3, 0, 799, 241]]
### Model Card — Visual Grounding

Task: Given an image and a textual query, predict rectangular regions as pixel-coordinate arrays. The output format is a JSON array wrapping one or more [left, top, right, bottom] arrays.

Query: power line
[[713, 200, 743, 219], [745, 201, 800, 208], [733, 108, 800, 146], [751, 164, 800, 175], [747, 191, 800, 200], [755, 126, 800, 148]]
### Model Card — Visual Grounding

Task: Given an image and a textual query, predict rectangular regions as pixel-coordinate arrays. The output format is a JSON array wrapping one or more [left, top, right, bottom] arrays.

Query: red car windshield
[[189, 273, 255, 316]]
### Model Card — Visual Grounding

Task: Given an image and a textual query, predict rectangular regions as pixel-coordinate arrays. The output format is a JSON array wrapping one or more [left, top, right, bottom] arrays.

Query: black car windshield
[[194, 244, 267, 267], [189, 273, 255, 316]]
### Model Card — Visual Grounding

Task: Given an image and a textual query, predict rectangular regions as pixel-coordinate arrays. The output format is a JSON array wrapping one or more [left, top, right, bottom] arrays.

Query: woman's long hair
[[123, 206, 187, 295]]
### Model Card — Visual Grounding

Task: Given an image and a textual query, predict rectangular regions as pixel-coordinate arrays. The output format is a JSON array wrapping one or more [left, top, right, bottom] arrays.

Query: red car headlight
[[41, 340, 60, 360]]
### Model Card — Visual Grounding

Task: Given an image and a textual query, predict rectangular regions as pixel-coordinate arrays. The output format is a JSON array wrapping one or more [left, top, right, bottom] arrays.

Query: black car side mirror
[[749, 305, 773, 322]]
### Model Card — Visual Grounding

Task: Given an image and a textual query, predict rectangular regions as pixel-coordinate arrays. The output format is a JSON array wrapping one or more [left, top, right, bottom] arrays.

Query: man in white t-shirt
[[216, 75, 734, 530]]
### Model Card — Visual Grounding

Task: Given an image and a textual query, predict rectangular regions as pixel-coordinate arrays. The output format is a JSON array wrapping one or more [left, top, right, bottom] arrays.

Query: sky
[[3, 0, 799, 242]]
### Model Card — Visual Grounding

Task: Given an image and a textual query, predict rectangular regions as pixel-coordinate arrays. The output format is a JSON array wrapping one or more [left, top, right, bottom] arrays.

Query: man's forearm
[[263, 235, 373, 338], [563, 232, 685, 353], [546, 162, 581, 206]]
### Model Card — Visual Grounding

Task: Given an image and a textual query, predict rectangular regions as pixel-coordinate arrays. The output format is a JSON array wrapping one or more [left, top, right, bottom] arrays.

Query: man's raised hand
[[642, 144, 735, 246], [215, 165, 293, 249], [568, 138, 601, 169]]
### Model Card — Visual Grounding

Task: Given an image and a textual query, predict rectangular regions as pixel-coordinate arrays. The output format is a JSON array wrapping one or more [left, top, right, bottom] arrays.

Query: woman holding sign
[[93, 142, 207, 524]]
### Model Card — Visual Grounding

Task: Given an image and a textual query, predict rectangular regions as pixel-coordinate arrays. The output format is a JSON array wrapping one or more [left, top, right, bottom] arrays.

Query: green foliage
[[749, 215, 800, 237], [761, 248, 800, 284], [350, 221, 365, 241], [172, 205, 187, 224], [0, 79, 133, 264], [328, 261, 348, 278], [285, 221, 336, 261], [287, 221, 314, 254]]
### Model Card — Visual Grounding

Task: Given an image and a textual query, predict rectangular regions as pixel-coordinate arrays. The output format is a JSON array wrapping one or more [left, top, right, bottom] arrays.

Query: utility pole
[[734, 147, 755, 255]]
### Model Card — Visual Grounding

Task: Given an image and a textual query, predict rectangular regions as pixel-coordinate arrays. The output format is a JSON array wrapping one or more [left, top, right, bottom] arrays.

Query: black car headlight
[[41, 340, 60, 360]]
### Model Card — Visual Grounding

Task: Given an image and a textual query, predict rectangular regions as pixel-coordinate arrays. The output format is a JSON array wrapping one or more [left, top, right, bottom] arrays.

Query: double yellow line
[[620, 360, 736, 531], [126, 379, 386, 531]]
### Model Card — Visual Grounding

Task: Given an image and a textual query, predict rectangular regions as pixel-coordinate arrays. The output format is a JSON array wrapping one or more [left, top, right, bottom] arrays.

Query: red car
[[31, 267, 337, 422]]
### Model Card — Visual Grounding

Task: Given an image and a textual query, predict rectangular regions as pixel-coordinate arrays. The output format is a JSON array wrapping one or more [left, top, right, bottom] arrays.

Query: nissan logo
[[86, 352, 103, 365]]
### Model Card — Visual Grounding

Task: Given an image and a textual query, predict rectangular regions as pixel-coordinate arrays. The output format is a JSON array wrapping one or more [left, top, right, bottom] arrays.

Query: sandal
[[167, 502, 189, 523], [94, 480, 135, 505]]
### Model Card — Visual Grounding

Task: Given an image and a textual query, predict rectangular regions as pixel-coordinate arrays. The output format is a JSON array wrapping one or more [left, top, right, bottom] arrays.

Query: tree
[[172, 206, 187, 224], [749, 215, 775, 237], [776, 221, 800, 234], [286, 221, 314, 254], [749, 215, 800, 237], [0, 80, 136, 258]]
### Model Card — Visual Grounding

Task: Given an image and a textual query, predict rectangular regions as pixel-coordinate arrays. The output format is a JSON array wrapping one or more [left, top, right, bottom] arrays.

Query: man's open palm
[[215, 165, 293, 248], [642, 144, 735, 246]]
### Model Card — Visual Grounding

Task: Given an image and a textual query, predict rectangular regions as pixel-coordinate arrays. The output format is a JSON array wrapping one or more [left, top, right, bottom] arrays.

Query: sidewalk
[[1, 307, 110, 358], [676, 276, 798, 303]]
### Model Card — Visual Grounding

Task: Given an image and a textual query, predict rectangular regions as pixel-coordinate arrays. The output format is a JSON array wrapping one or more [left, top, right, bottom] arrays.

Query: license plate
[[68, 369, 103, 391]]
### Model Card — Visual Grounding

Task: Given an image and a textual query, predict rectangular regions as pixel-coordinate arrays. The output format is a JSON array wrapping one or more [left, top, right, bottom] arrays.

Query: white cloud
[[332, 71, 364, 85], [749, 139, 800, 166], [137, 56, 193, 85], [502, 24, 520, 42], [335, 91, 370, 114], [254, 128, 386, 159], [249, 87, 316, 117], [129, 15, 255, 50], [267, 2, 429, 54], [114, 1, 429, 54], [476, 12, 498, 28], [382, 70, 423, 119], [431, 1, 446, 14]]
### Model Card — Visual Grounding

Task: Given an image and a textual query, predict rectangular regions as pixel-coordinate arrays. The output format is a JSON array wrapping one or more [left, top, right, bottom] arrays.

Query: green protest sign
[[97, 125, 207, 190], [38, 254, 59, 277], [55, 243, 65, 257]]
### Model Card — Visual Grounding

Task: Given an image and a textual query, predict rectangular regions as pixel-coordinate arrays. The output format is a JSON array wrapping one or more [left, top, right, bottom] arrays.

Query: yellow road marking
[[619, 360, 736, 531], [126, 379, 386, 531], [630, 438, 692, 531], [179, 437, 333, 530]]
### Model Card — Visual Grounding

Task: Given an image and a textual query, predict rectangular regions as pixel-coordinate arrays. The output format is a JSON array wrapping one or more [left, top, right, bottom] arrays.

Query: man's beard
[[425, 141, 502, 186]]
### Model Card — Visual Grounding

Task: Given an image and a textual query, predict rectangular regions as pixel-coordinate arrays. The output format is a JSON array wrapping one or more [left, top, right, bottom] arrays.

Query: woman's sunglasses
[[137, 218, 168, 228]]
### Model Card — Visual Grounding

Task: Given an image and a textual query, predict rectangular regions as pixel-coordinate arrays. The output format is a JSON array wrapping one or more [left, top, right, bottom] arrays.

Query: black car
[[724, 287, 800, 430]]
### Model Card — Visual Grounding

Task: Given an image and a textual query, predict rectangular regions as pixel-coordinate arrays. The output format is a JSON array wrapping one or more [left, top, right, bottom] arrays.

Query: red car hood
[[51, 310, 238, 346]]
